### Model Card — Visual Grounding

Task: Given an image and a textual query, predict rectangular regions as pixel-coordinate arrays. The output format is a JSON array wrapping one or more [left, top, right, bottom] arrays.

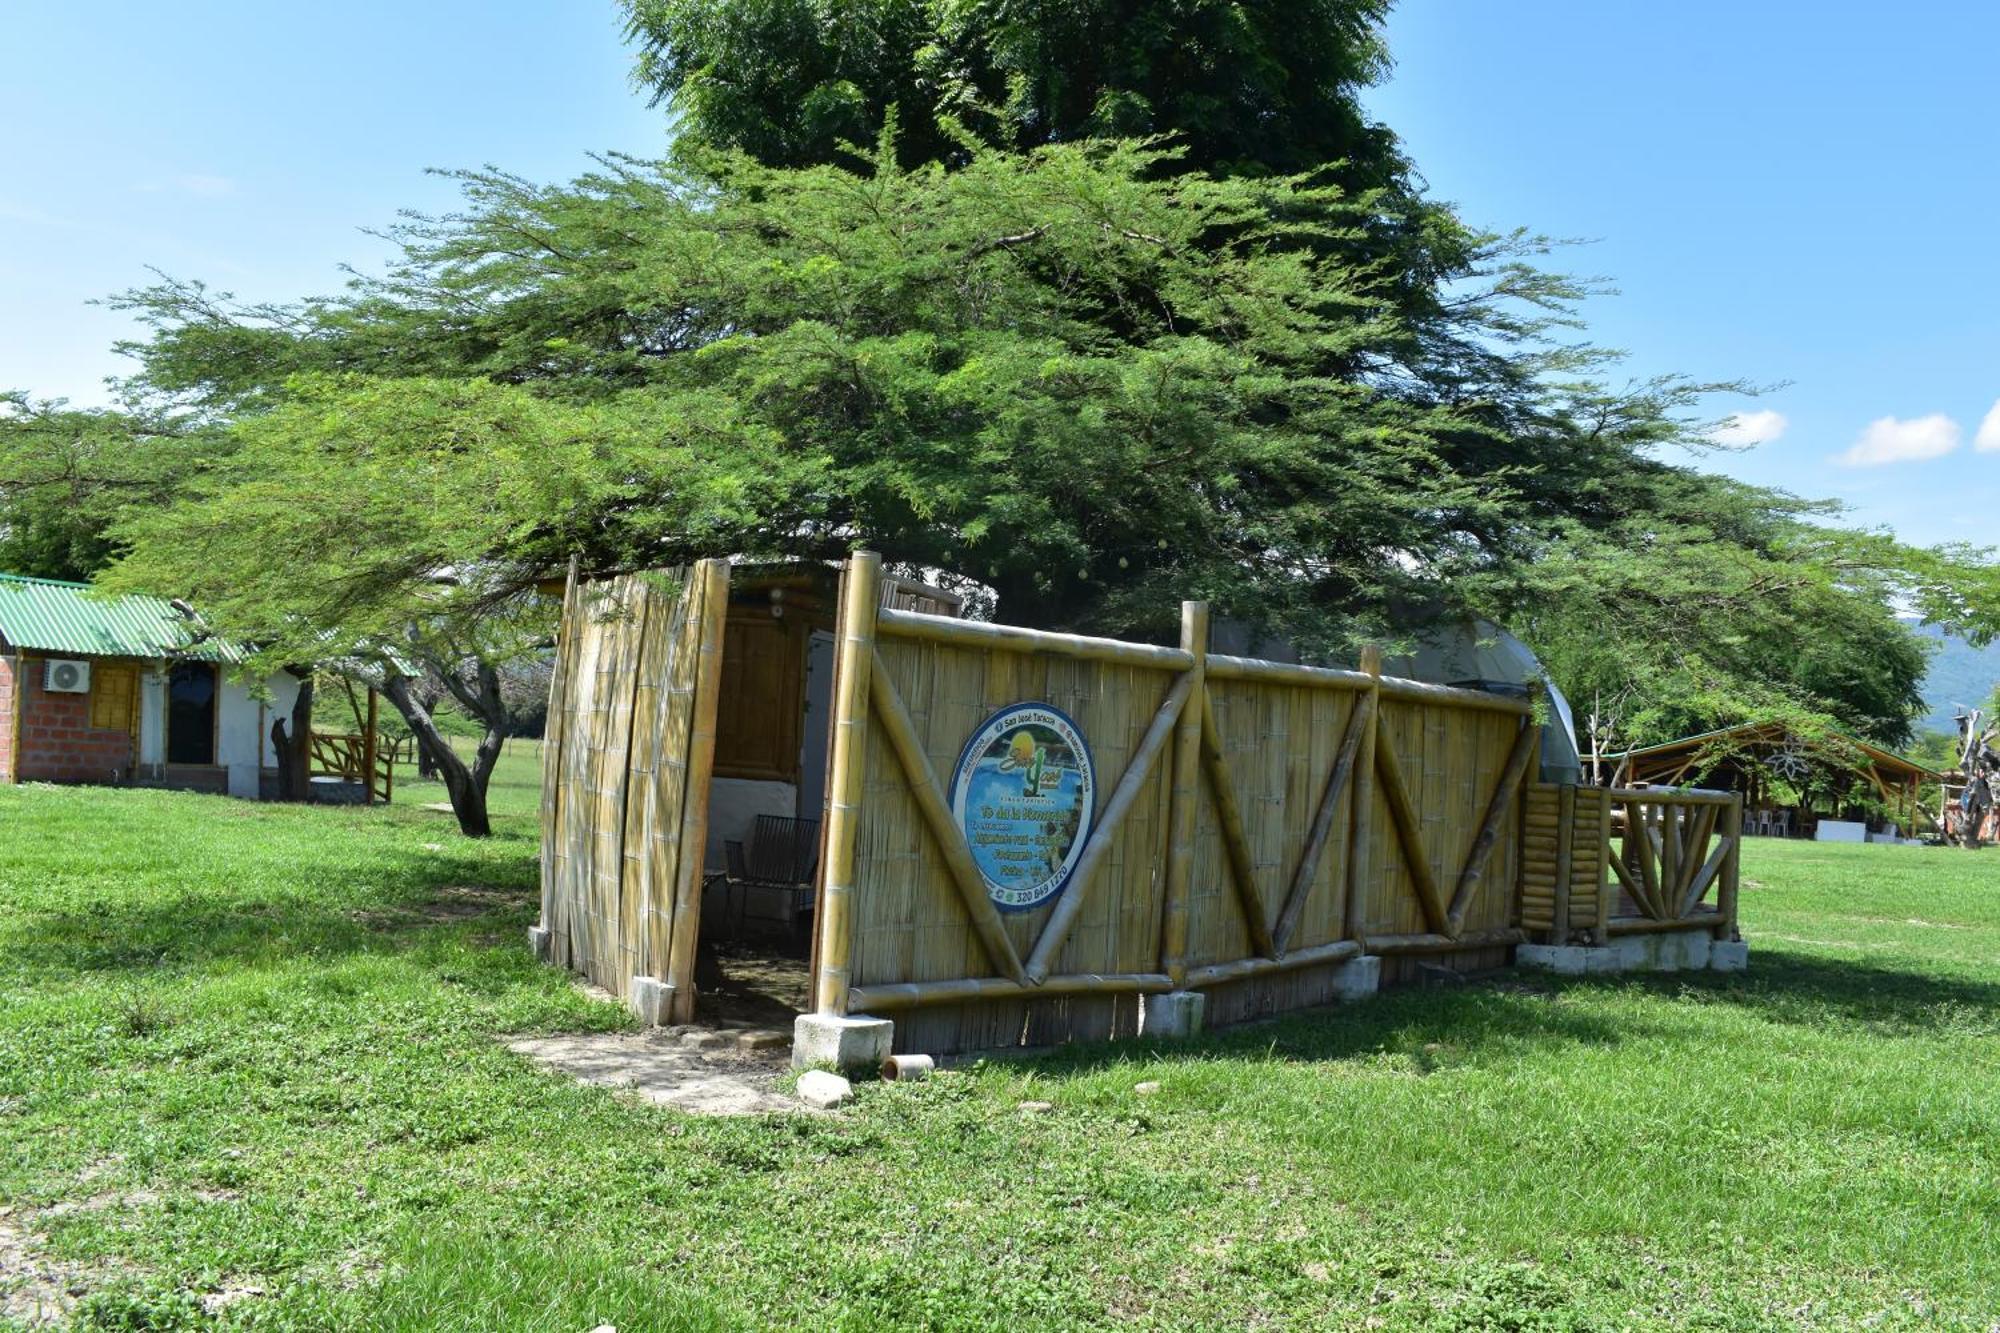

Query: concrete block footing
[[1708, 940, 1750, 973], [527, 925, 552, 963], [1140, 990, 1206, 1039], [1516, 943, 1626, 976], [792, 1013, 894, 1072], [629, 976, 674, 1026], [1330, 954, 1383, 1001], [1517, 932, 1749, 976]]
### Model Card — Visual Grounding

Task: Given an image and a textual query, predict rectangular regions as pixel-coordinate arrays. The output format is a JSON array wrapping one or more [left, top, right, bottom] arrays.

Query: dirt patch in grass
[[416, 883, 525, 922], [1, 1207, 81, 1328], [509, 1026, 800, 1116]]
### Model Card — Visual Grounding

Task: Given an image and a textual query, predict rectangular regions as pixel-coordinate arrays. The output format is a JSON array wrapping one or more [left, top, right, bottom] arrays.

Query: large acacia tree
[[109, 134, 1998, 760]]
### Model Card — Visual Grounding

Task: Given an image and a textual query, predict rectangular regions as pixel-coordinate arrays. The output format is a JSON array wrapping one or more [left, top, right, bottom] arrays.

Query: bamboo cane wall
[[538, 556, 1549, 1056], [844, 601, 1538, 1054], [540, 564, 724, 1017], [1519, 784, 1611, 942]]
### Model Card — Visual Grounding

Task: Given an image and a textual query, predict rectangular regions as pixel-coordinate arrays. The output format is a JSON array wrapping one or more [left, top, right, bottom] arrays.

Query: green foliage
[[1520, 501, 1941, 748], [621, 0, 1402, 180], [110, 141, 1508, 647], [0, 393, 213, 582], [106, 134, 1999, 748]]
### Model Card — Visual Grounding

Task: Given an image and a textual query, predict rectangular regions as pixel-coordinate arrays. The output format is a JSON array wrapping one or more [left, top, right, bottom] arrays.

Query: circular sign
[[949, 703, 1097, 912]]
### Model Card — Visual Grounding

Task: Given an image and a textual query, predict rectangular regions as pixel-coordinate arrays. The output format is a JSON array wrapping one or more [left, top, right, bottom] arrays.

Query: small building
[[0, 573, 307, 798]]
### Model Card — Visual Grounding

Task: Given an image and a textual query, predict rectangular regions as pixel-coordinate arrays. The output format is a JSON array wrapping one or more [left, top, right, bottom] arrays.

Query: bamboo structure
[[540, 552, 1552, 1054], [835, 557, 1537, 1053], [538, 561, 728, 1001], [1523, 783, 1741, 944], [816, 552, 882, 1014]]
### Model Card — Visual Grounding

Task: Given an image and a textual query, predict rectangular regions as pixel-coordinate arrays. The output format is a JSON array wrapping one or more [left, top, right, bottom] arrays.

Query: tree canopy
[[8, 0, 1989, 777], [620, 0, 1402, 180]]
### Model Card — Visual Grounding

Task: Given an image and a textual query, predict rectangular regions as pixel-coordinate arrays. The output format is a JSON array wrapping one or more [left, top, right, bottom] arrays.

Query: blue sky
[[5, 2, 1997, 548]]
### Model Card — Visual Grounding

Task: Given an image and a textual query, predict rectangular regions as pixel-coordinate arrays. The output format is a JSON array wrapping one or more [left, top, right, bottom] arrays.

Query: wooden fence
[[538, 552, 1554, 1054], [307, 731, 395, 804], [1519, 784, 1742, 943], [824, 554, 1540, 1054]]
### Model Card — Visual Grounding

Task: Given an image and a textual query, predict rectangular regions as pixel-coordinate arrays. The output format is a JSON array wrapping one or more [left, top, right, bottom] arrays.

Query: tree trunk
[[382, 675, 492, 837], [268, 669, 316, 801], [415, 687, 442, 779]]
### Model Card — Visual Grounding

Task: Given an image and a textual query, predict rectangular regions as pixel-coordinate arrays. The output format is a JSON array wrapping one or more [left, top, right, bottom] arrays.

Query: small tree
[[101, 378, 594, 836]]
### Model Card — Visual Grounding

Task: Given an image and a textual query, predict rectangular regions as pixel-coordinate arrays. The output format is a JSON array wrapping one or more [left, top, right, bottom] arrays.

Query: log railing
[[1604, 787, 1740, 938], [308, 731, 394, 804]]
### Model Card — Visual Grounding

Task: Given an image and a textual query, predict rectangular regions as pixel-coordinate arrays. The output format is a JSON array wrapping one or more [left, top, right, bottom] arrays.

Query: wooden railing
[[1603, 787, 1741, 938], [308, 732, 395, 804]]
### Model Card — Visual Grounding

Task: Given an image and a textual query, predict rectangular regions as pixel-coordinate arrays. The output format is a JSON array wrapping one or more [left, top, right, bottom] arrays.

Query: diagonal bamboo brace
[[1024, 670, 1194, 983], [1445, 717, 1540, 938], [1274, 687, 1374, 954], [1375, 731, 1450, 937], [1199, 690, 1277, 959], [868, 649, 1030, 987]]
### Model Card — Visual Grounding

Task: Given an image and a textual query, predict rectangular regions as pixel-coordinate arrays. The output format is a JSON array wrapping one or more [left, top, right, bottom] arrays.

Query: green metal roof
[[0, 574, 245, 663]]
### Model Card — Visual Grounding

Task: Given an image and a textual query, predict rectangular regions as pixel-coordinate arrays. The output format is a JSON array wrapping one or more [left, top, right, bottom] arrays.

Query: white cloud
[[1709, 409, 1788, 447], [1975, 399, 2000, 453], [1835, 414, 1961, 467]]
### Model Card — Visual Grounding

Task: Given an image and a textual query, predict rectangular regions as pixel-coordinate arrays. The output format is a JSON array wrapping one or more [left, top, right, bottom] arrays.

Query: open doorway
[[691, 564, 966, 1027], [537, 557, 967, 1028], [693, 566, 842, 1025]]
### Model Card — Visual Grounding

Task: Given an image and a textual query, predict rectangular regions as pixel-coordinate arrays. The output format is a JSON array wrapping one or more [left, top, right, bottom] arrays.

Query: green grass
[[3, 757, 1997, 1330]]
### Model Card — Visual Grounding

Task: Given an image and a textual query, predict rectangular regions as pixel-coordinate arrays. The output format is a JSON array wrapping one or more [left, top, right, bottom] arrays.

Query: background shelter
[[1605, 720, 1934, 837]]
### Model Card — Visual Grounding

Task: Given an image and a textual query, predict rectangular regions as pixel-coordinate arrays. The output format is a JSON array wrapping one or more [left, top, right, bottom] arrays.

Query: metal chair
[[716, 815, 821, 944]]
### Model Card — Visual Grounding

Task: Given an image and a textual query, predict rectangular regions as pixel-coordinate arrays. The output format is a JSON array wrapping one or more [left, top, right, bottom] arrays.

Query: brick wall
[[15, 656, 137, 785], [0, 655, 14, 782]]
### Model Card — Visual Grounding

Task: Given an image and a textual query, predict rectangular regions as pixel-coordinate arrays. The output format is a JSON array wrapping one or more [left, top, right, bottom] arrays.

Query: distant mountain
[[1911, 620, 2000, 734]]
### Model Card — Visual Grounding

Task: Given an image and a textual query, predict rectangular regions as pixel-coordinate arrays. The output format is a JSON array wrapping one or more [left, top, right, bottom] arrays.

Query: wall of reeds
[[539, 553, 1559, 1054]]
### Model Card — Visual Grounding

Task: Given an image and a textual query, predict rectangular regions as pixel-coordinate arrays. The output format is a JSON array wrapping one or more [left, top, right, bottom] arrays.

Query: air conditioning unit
[[43, 659, 91, 694]]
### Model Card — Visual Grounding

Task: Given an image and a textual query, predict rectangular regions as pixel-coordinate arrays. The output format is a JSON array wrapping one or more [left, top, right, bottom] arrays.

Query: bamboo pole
[[1275, 686, 1372, 952], [1605, 825, 1660, 921], [1181, 937, 1361, 989], [1605, 786, 1736, 806], [814, 551, 882, 1015], [665, 560, 731, 1023], [1678, 832, 1735, 919], [1375, 720, 1450, 936], [1627, 801, 1664, 919], [867, 649, 1029, 986], [1716, 793, 1742, 939], [1445, 718, 1539, 937], [1366, 927, 1523, 954], [1205, 655, 1534, 715], [1023, 671, 1194, 983], [362, 687, 379, 805], [851, 971, 1175, 1013], [1550, 783, 1577, 942], [539, 557, 580, 948], [1205, 655, 1370, 692], [1159, 602, 1208, 985], [1343, 646, 1383, 941], [877, 606, 1194, 671], [1199, 692, 1275, 958], [1608, 912, 1723, 937], [1659, 801, 1681, 909]]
